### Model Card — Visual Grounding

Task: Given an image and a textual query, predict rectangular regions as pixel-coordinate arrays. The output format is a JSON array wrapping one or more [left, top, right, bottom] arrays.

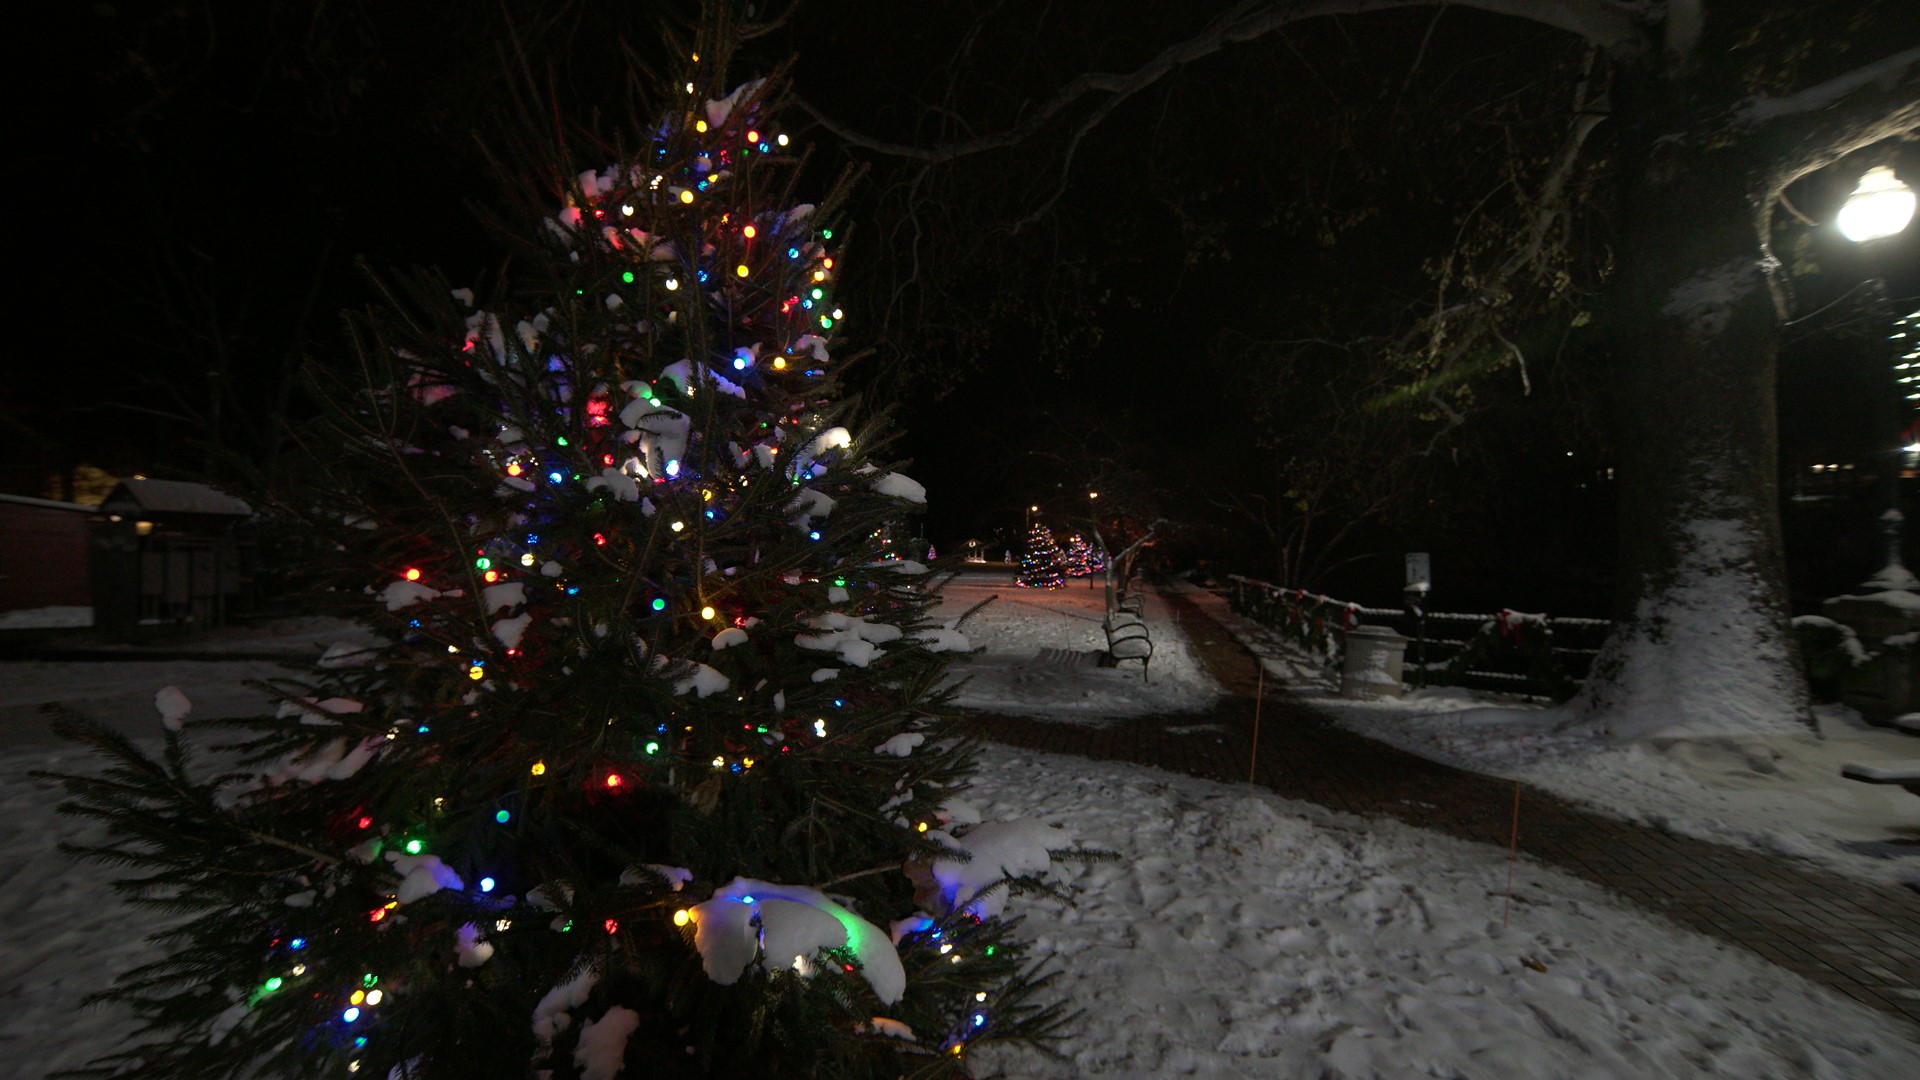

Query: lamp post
[[1838, 165, 1917, 588], [1086, 492, 1100, 589]]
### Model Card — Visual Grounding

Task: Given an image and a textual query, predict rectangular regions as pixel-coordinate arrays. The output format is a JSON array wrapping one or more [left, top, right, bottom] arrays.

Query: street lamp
[[1839, 165, 1917, 588], [1838, 166, 1916, 242]]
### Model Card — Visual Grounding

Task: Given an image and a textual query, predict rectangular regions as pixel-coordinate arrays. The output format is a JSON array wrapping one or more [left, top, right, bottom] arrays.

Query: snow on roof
[[105, 478, 252, 517], [0, 493, 93, 513]]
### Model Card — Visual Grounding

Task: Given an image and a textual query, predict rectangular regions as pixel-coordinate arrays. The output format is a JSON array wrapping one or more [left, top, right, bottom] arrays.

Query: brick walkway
[[961, 586, 1920, 1028]]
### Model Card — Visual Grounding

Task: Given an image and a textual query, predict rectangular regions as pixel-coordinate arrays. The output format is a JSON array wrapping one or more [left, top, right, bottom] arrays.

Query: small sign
[[1405, 552, 1431, 592]]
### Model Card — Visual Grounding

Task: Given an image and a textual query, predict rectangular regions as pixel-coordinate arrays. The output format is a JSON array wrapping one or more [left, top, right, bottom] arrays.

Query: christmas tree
[[1016, 524, 1066, 589], [1061, 534, 1103, 578], [42, 19, 1069, 1080]]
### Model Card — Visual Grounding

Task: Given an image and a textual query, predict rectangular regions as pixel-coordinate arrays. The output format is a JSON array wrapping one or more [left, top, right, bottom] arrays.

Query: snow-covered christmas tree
[[1016, 524, 1066, 589], [42, 19, 1068, 1080]]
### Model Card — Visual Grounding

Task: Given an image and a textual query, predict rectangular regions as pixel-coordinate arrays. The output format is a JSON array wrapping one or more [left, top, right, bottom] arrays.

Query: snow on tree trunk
[[1565, 79, 1810, 741]]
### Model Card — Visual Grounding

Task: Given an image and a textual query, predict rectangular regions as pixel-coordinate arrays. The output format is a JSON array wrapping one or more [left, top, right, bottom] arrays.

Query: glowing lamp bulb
[[350, 990, 365, 1006], [343, 1007, 361, 1023], [679, 190, 695, 204], [664, 277, 680, 290], [671, 520, 685, 532], [494, 809, 510, 824], [403, 838, 424, 855], [506, 462, 522, 476], [777, 133, 789, 146], [745, 130, 758, 143], [695, 120, 708, 133], [620, 203, 634, 216], [1839, 166, 1916, 242], [916, 821, 929, 833], [645, 740, 661, 754], [364, 990, 383, 1006], [530, 761, 547, 776], [404, 568, 421, 581], [743, 224, 757, 238], [772, 357, 786, 370], [467, 665, 484, 681], [674, 908, 692, 927], [263, 977, 283, 992], [735, 264, 749, 277], [605, 773, 623, 788], [700, 605, 717, 620]]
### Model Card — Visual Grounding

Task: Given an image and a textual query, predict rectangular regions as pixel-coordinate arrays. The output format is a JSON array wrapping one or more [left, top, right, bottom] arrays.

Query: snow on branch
[[1737, 45, 1920, 126]]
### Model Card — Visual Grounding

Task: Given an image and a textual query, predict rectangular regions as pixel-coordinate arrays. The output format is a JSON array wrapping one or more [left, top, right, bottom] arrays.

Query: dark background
[[10, 0, 1917, 618]]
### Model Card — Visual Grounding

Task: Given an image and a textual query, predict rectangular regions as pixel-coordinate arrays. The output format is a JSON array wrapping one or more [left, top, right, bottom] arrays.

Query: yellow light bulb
[[743, 224, 757, 238], [696, 120, 709, 133], [530, 761, 547, 776], [350, 990, 365, 1005], [679, 190, 695, 205], [916, 821, 929, 833], [772, 357, 786, 370], [735, 264, 749, 277], [467, 665, 484, 681], [700, 606, 717, 620], [674, 908, 693, 927]]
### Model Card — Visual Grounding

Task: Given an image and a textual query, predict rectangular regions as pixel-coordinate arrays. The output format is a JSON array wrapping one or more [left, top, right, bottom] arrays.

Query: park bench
[[1839, 761, 1920, 795], [1102, 589, 1152, 682], [1840, 712, 1920, 795]]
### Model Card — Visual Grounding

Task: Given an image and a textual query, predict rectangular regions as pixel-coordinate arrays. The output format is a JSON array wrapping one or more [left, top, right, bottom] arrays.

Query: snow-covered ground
[[1201, 595, 1920, 890], [3, 587, 1915, 1076], [929, 573, 1222, 722], [964, 748, 1920, 1079]]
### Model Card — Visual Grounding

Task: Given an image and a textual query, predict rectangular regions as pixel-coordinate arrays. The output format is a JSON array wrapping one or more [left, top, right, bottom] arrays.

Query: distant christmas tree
[[41, 17, 1070, 1080], [1062, 534, 1103, 578], [1017, 524, 1066, 589]]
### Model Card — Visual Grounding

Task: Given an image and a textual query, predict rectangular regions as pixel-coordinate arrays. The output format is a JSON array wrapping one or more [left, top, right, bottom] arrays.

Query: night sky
[[12, 0, 1919, 615]]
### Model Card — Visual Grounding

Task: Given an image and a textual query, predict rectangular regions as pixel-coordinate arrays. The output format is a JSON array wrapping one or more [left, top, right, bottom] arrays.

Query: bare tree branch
[[799, 0, 1646, 165]]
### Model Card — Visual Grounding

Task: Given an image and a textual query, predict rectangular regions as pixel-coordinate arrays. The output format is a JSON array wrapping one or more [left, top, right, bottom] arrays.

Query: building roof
[[102, 478, 253, 517], [0, 493, 94, 513]]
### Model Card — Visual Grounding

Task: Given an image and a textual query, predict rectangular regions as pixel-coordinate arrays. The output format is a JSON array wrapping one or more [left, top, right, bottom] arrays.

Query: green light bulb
[[645, 741, 661, 754], [475, 557, 491, 570], [622, 271, 635, 284], [403, 838, 424, 855], [263, 976, 283, 992]]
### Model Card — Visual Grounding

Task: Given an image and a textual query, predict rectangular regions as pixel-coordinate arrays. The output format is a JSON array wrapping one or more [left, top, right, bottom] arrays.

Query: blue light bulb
[[480, 877, 496, 892]]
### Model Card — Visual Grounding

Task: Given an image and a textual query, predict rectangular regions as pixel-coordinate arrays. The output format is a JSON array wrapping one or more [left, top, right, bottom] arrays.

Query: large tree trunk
[[1567, 68, 1811, 740]]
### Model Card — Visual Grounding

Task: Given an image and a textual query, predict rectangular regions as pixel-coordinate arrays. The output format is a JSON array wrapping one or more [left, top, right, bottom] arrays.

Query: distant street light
[[1837, 166, 1916, 243]]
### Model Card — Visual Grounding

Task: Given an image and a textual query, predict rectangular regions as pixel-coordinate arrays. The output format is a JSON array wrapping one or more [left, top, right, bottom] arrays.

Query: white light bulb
[[1838, 166, 1917, 242]]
